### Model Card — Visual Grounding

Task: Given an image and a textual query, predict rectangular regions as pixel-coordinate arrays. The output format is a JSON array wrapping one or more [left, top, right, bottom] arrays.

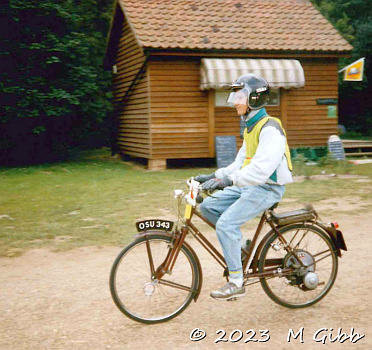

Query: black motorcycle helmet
[[227, 74, 270, 110]]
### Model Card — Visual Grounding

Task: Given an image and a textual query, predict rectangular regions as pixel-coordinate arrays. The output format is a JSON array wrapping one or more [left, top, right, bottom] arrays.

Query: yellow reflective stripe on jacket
[[241, 116, 293, 172]]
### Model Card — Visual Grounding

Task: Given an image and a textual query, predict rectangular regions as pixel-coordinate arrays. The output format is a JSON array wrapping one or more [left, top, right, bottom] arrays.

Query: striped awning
[[200, 58, 305, 90]]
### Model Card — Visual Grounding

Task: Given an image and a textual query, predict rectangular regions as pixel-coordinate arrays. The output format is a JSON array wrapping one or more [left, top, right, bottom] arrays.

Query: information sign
[[215, 136, 237, 168]]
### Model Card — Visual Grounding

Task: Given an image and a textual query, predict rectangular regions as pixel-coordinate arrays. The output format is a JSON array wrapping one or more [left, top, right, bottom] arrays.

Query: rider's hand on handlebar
[[202, 177, 233, 191], [194, 173, 215, 183]]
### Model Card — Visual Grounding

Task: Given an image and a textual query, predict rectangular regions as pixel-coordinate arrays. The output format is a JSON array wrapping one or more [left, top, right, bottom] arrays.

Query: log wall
[[215, 104, 281, 150], [112, 10, 150, 158], [148, 57, 210, 159], [286, 59, 339, 147]]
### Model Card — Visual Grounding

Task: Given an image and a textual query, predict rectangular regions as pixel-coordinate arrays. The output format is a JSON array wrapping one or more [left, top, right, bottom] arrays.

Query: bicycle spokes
[[110, 235, 199, 323], [259, 224, 338, 308]]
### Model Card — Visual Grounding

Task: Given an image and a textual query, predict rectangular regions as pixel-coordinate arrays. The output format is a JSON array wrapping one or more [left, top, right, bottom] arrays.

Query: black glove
[[194, 173, 215, 183], [202, 177, 233, 191]]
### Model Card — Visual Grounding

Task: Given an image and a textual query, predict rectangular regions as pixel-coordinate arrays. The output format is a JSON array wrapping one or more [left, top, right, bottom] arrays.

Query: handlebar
[[173, 178, 218, 221], [174, 178, 217, 207], [184, 177, 217, 205]]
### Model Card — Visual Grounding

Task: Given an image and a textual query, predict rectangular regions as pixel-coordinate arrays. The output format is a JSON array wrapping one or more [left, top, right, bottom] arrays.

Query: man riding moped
[[195, 74, 293, 301]]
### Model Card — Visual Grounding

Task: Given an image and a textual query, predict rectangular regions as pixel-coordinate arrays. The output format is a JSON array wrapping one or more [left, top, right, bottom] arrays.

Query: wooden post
[[208, 90, 216, 157], [280, 88, 288, 129], [148, 159, 166, 171]]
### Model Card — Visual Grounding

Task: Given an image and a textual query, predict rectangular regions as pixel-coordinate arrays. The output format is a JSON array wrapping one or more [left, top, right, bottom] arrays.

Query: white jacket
[[215, 121, 293, 187]]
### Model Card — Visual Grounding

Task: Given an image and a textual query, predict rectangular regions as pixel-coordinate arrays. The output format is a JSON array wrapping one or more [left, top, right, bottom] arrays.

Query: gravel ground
[[0, 209, 371, 350]]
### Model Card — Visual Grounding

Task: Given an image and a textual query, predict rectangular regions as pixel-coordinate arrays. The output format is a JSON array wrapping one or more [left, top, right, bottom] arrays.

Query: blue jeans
[[200, 184, 285, 279]]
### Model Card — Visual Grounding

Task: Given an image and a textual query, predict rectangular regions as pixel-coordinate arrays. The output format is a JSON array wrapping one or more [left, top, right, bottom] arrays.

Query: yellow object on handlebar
[[184, 204, 192, 219]]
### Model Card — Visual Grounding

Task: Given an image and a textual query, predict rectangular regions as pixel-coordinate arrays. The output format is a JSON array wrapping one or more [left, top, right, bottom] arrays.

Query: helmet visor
[[226, 87, 251, 107]]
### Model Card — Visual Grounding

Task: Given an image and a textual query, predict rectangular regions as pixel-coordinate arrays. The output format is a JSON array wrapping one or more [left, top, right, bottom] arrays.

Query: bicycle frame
[[152, 205, 296, 287]]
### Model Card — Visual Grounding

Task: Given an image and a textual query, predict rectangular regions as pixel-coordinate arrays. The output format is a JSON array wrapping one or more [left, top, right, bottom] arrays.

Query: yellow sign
[[184, 204, 192, 219], [339, 58, 365, 81]]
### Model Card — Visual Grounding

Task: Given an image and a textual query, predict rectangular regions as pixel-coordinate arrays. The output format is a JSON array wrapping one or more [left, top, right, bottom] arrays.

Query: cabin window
[[268, 88, 280, 106], [215, 89, 280, 107]]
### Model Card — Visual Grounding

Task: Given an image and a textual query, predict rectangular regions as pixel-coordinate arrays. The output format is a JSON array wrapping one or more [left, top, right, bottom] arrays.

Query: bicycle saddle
[[270, 204, 317, 226]]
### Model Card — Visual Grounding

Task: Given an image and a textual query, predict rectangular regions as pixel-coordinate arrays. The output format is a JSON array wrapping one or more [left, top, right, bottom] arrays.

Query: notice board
[[215, 136, 237, 168], [328, 135, 345, 160]]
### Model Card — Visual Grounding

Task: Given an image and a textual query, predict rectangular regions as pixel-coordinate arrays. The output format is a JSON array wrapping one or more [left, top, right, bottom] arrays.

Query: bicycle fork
[[146, 227, 202, 301], [151, 226, 188, 280]]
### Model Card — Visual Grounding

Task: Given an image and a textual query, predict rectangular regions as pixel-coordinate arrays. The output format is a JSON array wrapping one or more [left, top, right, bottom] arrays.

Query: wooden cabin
[[104, 0, 352, 170]]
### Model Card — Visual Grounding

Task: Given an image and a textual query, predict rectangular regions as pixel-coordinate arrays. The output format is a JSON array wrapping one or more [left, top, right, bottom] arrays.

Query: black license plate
[[136, 219, 174, 232]]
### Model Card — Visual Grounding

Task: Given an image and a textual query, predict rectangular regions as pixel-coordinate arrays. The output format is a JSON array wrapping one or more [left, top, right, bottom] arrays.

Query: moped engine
[[303, 272, 319, 290], [284, 249, 318, 290]]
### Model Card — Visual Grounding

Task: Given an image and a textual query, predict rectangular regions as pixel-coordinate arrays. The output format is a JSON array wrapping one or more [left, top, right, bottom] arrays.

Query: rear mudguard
[[315, 222, 347, 257], [135, 230, 203, 302]]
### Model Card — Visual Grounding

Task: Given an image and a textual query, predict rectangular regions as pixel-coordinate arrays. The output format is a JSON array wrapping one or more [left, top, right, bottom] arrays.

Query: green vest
[[242, 116, 293, 175]]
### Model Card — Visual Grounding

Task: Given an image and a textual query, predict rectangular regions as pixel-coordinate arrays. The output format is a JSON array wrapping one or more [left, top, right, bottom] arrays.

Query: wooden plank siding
[[148, 57, 210, 159], [286, 59, 339, 147], [214, 59, 339, 149], [215, 101, 281, 151], [112, 16, 150, 159], [112, 24, 339, 162]]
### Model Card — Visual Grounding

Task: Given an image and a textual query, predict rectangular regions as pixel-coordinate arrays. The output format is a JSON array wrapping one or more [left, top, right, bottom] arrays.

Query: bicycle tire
[[110, 233, 199, 324], [259, 223, 338, 308]]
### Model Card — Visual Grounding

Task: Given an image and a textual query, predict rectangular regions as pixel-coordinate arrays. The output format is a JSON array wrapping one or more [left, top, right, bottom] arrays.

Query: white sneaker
[[210, 282, 246, 301]]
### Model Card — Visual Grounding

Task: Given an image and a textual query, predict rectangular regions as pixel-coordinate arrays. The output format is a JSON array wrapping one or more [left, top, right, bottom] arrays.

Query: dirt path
[[0, 208, 371, 350]]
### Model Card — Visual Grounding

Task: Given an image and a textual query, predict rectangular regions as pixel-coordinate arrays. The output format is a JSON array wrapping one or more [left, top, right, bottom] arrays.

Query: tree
[[0, 0, 113, 165], [310, 0, 372, 135]]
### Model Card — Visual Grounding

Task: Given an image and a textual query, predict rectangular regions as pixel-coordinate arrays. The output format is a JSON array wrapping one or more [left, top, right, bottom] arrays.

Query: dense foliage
[[311, 0, 372, 136], [0, 0, 113, 165]]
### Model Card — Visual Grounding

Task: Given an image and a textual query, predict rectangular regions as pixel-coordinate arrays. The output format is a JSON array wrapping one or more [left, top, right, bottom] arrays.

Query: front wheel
[[259, 223, 338, 308], [110, 234, 199, 324]]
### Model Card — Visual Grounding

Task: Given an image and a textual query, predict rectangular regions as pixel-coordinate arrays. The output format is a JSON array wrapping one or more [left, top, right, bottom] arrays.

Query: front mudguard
[[135, 230, 203, 302]]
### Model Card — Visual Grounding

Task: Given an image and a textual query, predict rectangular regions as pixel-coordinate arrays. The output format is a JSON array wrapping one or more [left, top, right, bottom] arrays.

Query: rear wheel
[[259, 223, 338, 308], [110, 234, 199, 323]]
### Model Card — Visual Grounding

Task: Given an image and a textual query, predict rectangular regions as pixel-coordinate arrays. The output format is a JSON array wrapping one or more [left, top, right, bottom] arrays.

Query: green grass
[[0, 148, 371, 256]]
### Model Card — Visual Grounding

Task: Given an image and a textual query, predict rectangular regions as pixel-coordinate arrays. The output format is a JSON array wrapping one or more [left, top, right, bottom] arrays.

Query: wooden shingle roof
[[118, 0, 352, 53]]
